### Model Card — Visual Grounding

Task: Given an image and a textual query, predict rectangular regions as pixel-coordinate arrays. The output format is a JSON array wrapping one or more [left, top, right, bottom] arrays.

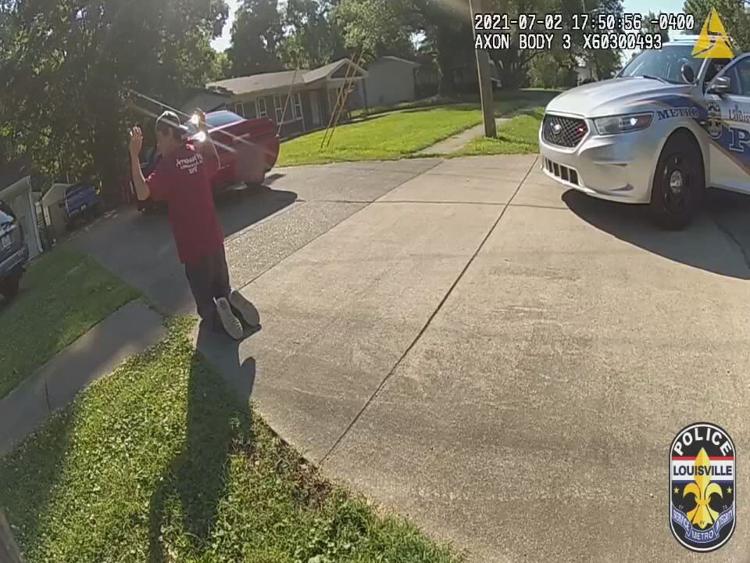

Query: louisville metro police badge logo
[[670, 423, 735, 552]]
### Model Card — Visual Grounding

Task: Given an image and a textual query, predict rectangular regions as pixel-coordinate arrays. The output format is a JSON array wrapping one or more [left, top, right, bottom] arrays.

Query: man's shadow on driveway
[[147, 321, 257, 561], [562, 189, 750, 280]]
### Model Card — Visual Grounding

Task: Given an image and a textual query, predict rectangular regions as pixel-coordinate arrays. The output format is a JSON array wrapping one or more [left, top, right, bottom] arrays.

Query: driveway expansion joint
[[318, 156, 538, 466]]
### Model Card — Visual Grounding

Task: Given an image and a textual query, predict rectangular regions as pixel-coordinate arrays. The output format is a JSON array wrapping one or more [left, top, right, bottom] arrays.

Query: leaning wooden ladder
[[277, 66, 300, 138], [319, 52, 363, 150]]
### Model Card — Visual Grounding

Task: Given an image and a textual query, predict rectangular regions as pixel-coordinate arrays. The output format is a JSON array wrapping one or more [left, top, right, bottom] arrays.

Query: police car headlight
[[594, 113, 653, 135]]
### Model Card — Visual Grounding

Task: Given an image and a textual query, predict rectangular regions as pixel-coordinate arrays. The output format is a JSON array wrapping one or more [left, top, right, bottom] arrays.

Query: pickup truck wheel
[[649, 132, 704, 230]]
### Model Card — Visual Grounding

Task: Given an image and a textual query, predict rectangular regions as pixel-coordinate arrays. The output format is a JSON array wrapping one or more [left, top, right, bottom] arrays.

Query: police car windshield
[[621, 45, 701, 84]]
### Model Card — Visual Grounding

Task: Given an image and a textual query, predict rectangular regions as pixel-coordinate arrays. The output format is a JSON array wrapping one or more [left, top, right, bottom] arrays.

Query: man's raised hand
[[196, 109, 208, 132], [129, 126, 143, 156]]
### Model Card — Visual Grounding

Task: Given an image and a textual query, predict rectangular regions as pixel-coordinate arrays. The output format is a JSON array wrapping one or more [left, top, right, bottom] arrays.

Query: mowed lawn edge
[[0, 245, 139, 399], [277, 105, 483, 166], [0, 319, 464, 563], [452, 107, 545, 157], [277, 92, 558, 166]]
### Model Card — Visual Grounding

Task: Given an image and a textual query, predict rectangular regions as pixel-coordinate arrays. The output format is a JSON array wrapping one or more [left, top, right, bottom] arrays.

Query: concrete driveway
[[75, 155, 750, 562]]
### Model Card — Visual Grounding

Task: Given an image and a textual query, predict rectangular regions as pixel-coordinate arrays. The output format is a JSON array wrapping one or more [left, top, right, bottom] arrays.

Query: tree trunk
[[435, 25, 456, 97], [94, 122, 125, 208], [90, 83, 126, 208]]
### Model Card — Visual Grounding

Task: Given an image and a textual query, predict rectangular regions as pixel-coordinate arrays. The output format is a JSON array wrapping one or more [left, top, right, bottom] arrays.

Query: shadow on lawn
[[147, 322, 257, 562]]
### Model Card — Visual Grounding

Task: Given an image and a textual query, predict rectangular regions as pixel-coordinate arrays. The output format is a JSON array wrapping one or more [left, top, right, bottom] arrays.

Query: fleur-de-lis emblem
[[683, 447, 723, 529]]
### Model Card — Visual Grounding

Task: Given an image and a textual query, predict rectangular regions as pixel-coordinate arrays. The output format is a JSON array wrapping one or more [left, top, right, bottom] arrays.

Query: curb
[[0, 301, 166, 457]]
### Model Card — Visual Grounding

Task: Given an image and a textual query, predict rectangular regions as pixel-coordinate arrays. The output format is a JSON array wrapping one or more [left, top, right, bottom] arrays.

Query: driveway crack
[[319, 156, 538, 465]]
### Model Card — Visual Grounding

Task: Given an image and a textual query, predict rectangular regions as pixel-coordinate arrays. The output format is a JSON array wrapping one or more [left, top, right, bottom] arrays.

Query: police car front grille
[[542, 114, 588, 148]]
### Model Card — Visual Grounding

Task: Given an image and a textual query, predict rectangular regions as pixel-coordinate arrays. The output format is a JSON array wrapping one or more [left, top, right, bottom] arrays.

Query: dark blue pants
[[184, 246, 231, 325]]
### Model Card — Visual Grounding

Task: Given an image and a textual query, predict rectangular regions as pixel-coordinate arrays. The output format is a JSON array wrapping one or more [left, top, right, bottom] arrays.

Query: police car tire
[[649, 132, 704, 231]]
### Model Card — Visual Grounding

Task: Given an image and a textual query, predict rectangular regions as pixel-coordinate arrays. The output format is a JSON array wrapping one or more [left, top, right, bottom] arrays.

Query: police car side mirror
[[680, 64, 695, 84], [708, 76, 731, 95]]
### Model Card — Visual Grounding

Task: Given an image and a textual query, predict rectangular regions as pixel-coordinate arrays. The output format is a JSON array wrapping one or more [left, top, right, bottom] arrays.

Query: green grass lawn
[[278, 90, 558, 167], [492, 90, 556, 116], [0, 320, 461, 563], [453, 107, 545, 157], [0, 246, 138, 399], [278, 105, 483, 166]]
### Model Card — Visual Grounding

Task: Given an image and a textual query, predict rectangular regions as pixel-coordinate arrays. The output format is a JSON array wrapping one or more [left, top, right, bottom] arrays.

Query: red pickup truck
[[131, 110, 280, 210]]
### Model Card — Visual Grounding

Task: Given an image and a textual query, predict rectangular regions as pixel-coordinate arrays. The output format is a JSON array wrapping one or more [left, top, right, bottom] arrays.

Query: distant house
[[183, 59, 368, 138], [358, 56, 420, 108]]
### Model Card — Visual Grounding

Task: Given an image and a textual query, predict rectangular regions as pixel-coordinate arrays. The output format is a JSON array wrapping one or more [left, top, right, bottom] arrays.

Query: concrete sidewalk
[[77, 155, 750, 561], [217, 156, 750, 561], [0, 301, 165, 456]]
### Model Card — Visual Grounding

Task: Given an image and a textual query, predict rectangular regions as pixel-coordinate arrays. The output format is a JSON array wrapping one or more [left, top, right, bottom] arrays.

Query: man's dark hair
[[155, 110, 186, 141]]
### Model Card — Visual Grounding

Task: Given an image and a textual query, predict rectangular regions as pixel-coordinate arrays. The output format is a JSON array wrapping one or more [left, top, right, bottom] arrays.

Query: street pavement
[[75, 155, 750, 561]]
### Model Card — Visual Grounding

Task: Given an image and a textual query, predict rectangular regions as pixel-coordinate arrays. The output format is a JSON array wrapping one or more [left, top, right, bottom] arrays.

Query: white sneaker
[[215, 297, 244, 340], [229, 290, 260, 328]]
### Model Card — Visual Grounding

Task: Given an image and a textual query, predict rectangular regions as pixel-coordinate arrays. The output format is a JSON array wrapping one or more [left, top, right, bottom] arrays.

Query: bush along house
[[183, 59, 368, 139]]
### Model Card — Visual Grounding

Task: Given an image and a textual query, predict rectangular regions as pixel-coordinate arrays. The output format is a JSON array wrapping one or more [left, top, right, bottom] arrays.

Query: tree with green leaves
[[228, 0, 284, 76], [335, 0, 415, 62], [279, 0, 347, 68], [209, 51, 233, 82], [0, 0, 227, 203], [334, 0, 472, 94]]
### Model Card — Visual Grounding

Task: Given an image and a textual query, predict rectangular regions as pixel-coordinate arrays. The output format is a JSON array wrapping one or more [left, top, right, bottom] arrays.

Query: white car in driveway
[[540, 36, 750, 229]]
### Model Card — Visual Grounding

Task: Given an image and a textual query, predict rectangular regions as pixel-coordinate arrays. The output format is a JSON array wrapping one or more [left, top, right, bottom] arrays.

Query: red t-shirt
[[147, 143, 224, 264]]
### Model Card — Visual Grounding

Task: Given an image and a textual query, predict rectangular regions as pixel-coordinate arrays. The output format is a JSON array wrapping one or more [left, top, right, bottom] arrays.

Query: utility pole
[[470, 0, 497, 138]]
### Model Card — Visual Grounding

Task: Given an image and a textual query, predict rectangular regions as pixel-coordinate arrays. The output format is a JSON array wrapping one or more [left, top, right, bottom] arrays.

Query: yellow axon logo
[[692, 8, 734, 58]]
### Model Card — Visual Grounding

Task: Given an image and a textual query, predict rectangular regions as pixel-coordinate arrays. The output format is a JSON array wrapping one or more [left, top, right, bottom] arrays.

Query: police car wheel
[[649, 132, 704, 230]]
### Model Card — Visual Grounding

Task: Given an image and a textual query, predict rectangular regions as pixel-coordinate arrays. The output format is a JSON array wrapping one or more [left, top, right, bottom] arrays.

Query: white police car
[[540, 36, 749, 229]]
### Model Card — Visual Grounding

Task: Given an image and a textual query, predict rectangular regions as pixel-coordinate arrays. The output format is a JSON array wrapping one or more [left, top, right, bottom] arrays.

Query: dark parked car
[[62, 182, 101, 224], [0, 200, 28, 299]]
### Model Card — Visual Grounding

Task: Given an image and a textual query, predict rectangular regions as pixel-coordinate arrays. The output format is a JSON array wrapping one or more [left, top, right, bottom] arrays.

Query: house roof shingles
[[208, 69, 306, 96], [374, 56, 420, 67], [207, 59, 366, 96], [302, 60, 347, 84]]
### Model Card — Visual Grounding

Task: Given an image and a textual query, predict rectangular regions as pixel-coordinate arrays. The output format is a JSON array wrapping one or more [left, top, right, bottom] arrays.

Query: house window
[[244, 101, 257, 120], [293, 93, 303, 120], [256, 98, 268, 118], [274, 95, 285, 123]]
